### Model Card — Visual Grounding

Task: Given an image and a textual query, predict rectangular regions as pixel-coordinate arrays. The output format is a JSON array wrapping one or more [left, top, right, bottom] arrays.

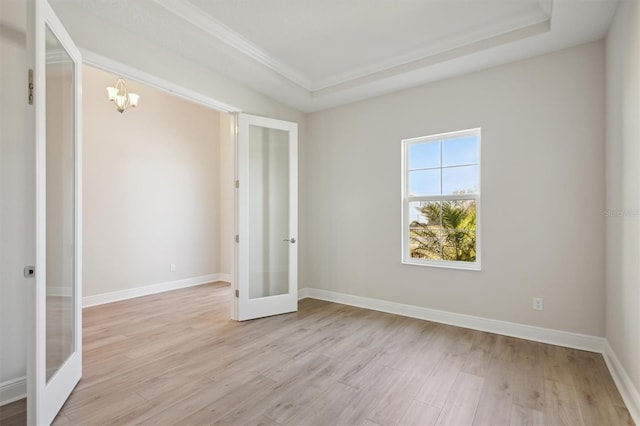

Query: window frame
[[401, 128, 482, 270]]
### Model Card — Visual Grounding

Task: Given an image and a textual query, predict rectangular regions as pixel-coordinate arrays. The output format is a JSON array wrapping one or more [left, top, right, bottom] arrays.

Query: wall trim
[[603, 341, 640, 424], [83, 274, 222, 308], [298, 287, 310, 300], [300, 288, 603, 352], [81, 50, 240, 114], [151, 0, 310, 90], [298, 287, 640, 424], [151, 0, 551, 93], [0, 376, 26, 406], [7, 284, 639, 424], [218, 273, 232, 283]]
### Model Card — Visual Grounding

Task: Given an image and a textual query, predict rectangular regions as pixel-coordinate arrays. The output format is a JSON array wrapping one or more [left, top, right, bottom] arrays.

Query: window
[[402, 128, 481, 270]]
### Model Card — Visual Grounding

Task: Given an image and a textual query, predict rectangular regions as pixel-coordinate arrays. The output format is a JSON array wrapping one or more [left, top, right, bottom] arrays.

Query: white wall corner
[[82, 274, 222, 308], [603, 341, 640, 424], [0, 376, 26, 406], [218, 273, 232, 283], [298, 287, 310, 300], [303, 288, 604, 353]]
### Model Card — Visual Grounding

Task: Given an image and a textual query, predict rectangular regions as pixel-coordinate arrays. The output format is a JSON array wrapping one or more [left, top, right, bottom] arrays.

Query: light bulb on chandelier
[[106, 78, 139, 113]]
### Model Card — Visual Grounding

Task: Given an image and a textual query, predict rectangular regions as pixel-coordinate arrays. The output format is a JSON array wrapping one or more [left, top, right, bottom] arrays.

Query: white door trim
[[80, 49, 241, 114]]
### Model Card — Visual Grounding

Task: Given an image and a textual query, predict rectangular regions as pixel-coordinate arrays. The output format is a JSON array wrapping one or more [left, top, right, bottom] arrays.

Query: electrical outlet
[[170, 263, 176, 272], [533, 297, 544, 311]]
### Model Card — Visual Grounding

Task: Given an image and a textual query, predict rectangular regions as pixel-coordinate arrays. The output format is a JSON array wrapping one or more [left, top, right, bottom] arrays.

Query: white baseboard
[[8, 284, 639, 426], [218, 273, 232, 283], [83, 274, 221, 308], [300, 287, 640, 424], [0, 376, 26, 406], [298, 287, 309, 300], [603, 341, 640, 424], [301, 288, 604, 352]]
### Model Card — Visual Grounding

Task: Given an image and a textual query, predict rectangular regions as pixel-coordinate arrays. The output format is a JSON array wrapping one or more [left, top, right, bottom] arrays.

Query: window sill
[[402, 259, 482, 271]]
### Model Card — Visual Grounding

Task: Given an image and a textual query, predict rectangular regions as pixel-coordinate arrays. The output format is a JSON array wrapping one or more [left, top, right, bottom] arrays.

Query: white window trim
[[401, 128, 482, 271]]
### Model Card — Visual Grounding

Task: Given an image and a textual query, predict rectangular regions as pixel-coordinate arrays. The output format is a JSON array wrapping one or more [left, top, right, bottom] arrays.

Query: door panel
[[236, 114, 297, 321], [44, 23, 76, 384], [27, 0, 82, 424], [248, 125, 290, 299]]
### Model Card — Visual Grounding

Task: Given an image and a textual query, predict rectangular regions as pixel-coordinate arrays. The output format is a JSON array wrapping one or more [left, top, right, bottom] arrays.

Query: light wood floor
[[1, 282, 633, 426]]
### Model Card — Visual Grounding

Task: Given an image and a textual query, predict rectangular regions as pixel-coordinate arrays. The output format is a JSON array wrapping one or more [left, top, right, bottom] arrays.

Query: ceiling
[[49, 0, 619, 112]]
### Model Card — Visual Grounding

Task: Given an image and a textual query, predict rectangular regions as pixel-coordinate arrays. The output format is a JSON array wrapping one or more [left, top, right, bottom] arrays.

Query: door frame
[[81, 50, 241, 115], [80, 50, 242, 320]]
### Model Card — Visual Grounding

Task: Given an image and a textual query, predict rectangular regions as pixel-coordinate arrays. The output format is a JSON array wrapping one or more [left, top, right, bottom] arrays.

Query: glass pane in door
[[248, 125, 289, 299], [45, 25, 75, 383]]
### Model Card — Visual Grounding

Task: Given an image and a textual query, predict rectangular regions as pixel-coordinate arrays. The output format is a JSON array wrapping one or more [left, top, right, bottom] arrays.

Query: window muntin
[[402, 129, 481, 269]]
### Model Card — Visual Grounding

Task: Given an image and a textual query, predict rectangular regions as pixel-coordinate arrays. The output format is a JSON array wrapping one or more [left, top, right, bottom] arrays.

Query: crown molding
[[310, 2, 553, 91], [151, 0, 311, 89], [51, 0, 616, 112], [312, 19, 551, 97], [152, 0, 552, 95]]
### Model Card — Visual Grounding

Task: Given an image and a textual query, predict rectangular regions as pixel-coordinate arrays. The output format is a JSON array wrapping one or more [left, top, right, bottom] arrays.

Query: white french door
[[26, 0, 82, 424], [234, 113, 298, 321]]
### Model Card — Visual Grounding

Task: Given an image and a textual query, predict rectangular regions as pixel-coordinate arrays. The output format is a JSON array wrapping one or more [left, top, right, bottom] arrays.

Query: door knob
[[283, 238, 296, 243]]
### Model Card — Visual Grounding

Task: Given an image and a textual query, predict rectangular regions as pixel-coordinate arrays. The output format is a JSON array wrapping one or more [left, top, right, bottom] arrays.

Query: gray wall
[[305, 41, 606, 336], [605, 0, 640, 397], [0, 1, 30, 388], [219, 113, 235, 278]]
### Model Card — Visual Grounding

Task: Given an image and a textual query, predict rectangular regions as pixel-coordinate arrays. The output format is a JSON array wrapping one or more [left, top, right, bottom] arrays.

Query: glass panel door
[[27, 0, 82, 424], [235, 114, 297, 321]]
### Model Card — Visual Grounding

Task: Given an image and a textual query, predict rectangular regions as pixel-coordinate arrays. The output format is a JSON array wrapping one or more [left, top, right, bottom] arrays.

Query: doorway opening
[[80, 64, 235, 308]]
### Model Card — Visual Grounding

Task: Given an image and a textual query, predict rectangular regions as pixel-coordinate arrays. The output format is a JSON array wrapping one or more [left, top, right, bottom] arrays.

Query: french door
[[26, 0, 82, 424], [234, 114, 298, 321]]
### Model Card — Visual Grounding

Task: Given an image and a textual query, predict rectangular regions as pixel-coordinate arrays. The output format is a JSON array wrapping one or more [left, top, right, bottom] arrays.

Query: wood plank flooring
[[0, 282, 633, 425]]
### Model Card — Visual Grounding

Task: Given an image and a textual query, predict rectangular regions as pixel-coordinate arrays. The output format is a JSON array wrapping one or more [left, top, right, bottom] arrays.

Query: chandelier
[[106, 78, 139, 113]]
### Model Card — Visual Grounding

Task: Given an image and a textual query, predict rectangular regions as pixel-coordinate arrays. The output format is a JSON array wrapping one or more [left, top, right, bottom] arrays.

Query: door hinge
[[28, 69, 34, 105], [235, 180, 239, 188], [235, 235, 239, 243], [235, 289, 239, 298]]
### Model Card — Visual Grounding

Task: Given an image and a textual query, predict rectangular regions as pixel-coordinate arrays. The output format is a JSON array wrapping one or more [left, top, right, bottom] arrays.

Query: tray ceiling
[[49, 0, 619, 112]]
